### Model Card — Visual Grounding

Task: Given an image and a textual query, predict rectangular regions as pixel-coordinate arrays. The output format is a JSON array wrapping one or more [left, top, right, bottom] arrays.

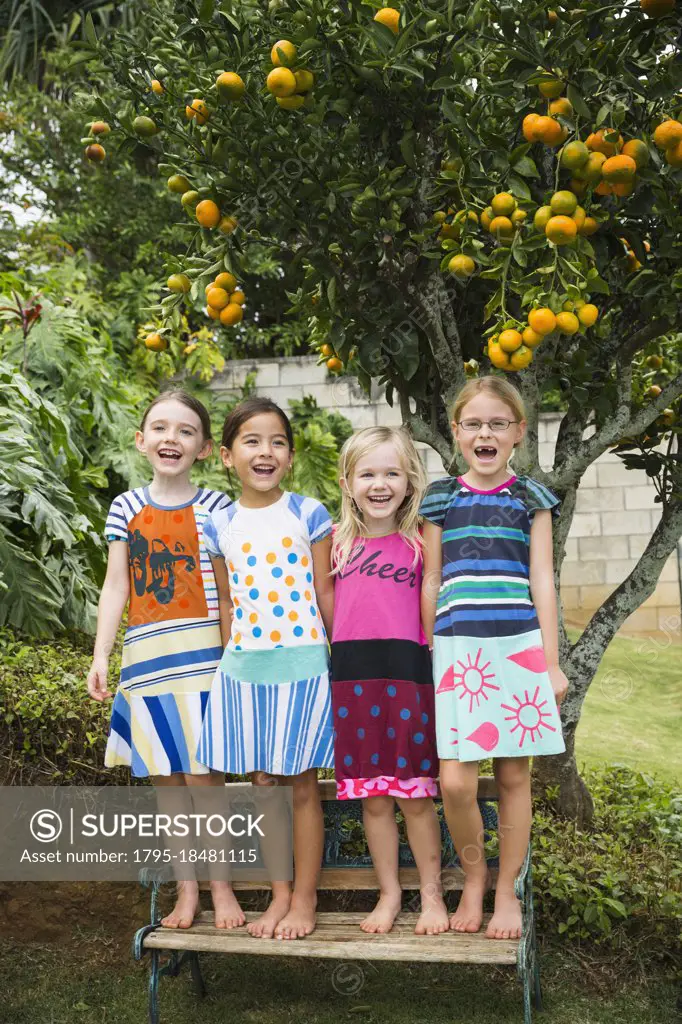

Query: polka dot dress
[[331, 533, 438, 800]]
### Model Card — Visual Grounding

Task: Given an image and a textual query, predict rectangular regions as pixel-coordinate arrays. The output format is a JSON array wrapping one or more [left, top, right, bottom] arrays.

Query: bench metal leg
[[190, 951, 207, 998], [148, 949, 160, 1024]]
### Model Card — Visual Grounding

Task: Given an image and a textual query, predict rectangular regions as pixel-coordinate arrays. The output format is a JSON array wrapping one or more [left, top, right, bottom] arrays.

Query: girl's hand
[[87, 659, 112, 702], [547, 665, 569, 706]]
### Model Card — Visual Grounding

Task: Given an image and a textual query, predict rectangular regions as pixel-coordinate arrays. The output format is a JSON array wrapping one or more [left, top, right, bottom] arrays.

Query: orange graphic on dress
[[126, 506, 208, 625]]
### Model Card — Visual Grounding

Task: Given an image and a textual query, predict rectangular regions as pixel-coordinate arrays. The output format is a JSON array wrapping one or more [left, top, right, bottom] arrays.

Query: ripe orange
[[522, 327, 544, 348], [206, 305, 221, 320], [594, 180, 613, 196], [85, 143, 106, 162], [528, 308, 557, 335], [538, 78, 564, 99], [145, 332, 167, 351], [578, 303, 599, 327], [489, 216, 514, 240], [432, 210, 447, 224], [601, 154, 637, 183], [326, 356, 343, 372], [653, 119, 682, 149], [621, 139, 649, 169], [230, 290, 246, 305], [220, 303, 244, 326], [586, 129, 623, 157], [321, 344, 334, 357], [167, 273, 191, 293], [522, 113, 541, 142], [534, 116, 563, 145], [612, 181, 634, 197], [545, 215, 577, 245], [206, 287, 230, 309], [186, 99, 209, 125], [511, 209, 527, 227], [556, 311, 580, 335], [647, 384, 662, 397], [151, 79, 164, 95], [271, 39, 297, 65], [549, 97, 573, 117], [646, 354, 663, 369], [294, 70, 314, 93], [215, 272, 238, 291], [480, 206, 494, 230], [550, 190, 578, 215], [665, 140, 682, 167], [533, 206, 553, 231], [547, 9, 558, 24], [498, 329, 523, 353], [454, 209, 479, 226], [276, 95, 305, 110], [448, 254, 476, 277], [579, 216, 599, 236], [487, 340, 512, 370], [216, 72, 245, 100], [195, 200, 221, 228], [267, 67, 297, 97], [374, 7, 401, 33], [509, 345, 533, 370], [91, 121, 110, 135], [572, 205, 586, 230], [560, 140, 590, 171], [573, 150, 607, 183], [640, 0, 676, 16], [491, 192, 516, 216], [218, 215, 238, 234]]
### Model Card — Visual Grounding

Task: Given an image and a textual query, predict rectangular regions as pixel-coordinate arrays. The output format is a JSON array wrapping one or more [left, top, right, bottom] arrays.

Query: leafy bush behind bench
[[0, 628, 678, 960]]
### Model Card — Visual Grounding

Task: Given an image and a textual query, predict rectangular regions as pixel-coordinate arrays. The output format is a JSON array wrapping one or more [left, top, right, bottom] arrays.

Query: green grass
[[2, 940, 678, 1024], [573, 632, 681, 780]]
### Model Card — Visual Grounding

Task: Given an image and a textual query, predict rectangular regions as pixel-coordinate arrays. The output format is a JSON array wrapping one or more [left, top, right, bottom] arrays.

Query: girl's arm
[[529, 510, 569, 704], [312, 535, 334, 639], [211, 556, 234, 648], [421, 521, 443, 648], [87, 542, 130, 701]]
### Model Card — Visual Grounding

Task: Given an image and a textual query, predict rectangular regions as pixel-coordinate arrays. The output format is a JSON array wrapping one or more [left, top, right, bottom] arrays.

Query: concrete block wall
[[210, 357, 681, 637]]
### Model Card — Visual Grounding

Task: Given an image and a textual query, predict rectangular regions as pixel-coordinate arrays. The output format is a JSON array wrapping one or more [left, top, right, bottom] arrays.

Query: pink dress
[[331, 533, 438, 800]]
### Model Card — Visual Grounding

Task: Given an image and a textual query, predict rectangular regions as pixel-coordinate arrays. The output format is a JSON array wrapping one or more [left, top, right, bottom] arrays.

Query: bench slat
[[198, 866, 497, 893], [144, 911, 517, 964]]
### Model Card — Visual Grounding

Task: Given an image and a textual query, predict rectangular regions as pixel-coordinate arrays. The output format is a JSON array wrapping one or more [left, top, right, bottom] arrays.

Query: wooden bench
[[133, 777, 542, 1024]]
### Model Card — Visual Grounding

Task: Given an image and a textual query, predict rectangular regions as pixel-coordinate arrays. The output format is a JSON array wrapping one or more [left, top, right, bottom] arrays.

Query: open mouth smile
[[252, 463, 276, 477], [474, 445, 498, 463], [159, 448, 182, 462], [367, 494, 392, 506]]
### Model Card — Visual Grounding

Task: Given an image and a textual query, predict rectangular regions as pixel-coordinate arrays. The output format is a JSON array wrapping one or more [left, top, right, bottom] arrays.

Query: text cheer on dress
[[103, 487, 231, 777], [197, 491, 335, 777], [419, 475, 566, 763]]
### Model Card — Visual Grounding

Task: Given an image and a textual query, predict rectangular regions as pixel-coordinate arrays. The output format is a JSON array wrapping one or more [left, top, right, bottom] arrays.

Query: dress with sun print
[[420, 475, 565, 762]]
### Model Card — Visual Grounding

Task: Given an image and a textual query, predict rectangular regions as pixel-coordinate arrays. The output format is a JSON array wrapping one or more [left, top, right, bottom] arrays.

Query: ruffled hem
[[336, 775, 438, 800]]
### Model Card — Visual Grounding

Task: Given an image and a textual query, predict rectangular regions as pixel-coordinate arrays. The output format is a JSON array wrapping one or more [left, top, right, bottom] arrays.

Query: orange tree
[[81, 0, 682, 820]]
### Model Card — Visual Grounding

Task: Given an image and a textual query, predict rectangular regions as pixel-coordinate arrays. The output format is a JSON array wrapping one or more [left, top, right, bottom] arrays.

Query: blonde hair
[[451, 375, 527, 427], [333, 427, 427, 574]]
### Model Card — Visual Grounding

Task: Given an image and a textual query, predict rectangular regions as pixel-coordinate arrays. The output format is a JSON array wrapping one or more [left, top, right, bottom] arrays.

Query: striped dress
[[420, 475, 565, 762], [197, 491, 335, 777], [103, 487, 231, 777]]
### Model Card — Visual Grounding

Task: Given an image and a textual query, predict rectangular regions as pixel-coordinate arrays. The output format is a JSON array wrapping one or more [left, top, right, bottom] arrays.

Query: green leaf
[[83, 13, 97, 47], [442, 97, 459, 124], [566, 84, 591, 119], [511, 155, 539, 178], [199, 0, 215, 22], [399, 131, 417, 170], [508, 174, 531, 200]]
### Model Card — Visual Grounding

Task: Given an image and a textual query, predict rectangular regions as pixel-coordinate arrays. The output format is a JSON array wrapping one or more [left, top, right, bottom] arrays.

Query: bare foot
[[161, 881, 199, 929], [360, 892, 402, 934], [415, 891, 449, 935], [486, 889, 522, 940], [275, 895, 317, 939], [449, 872, 489, 933], [211, 881, 245, 929], [247, 893, 291, 938]]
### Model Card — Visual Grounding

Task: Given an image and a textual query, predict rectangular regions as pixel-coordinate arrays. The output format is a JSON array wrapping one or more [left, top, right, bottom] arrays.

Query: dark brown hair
[[140, 389, 212, 441], [220, 397, 294, 450]]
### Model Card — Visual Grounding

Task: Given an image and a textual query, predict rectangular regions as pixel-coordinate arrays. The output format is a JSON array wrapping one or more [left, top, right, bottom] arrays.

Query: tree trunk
[[532, 722, 594, 826]]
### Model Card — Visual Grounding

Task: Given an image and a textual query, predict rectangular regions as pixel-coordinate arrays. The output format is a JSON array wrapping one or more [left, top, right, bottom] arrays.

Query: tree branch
[[399, 392, 452, 466]]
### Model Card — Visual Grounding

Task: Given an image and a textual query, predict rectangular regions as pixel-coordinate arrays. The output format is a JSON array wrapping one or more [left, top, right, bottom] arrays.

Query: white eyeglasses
[[457, 418, 519, 432]]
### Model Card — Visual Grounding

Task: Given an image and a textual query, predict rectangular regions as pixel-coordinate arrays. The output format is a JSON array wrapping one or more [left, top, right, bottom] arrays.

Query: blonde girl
[[331, 427, 448, 936], [420, 376, 567, 940]]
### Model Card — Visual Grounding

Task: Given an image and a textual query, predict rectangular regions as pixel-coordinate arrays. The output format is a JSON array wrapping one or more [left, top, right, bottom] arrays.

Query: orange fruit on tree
[[216, 72, 245, 100], [432, 210, 447, 224], [522, 113, 541, 142], [533, 205, 553, 231], [511, 209, 527, 227], [207, 305, 221, 320], [321, 343, 334, 357], [195, 200, 221, 228], [448, 254, 476, 277], [230, 290, 246, 305], [487, 340, 512, 370], [145, 332, 167, 351], [491, 192, 516, 216], [271, 40, 297, 66], [489, 216, 514, 241], [538, 78, 564, 99], [276, 95, 305, 110], [573, 150, 607, 183], [640, 0, 676, 16], [545, 215, 578, 245], [594, 180, 613, 196], [578, 303, 599, 327], [374, 7, 401, 33], [186, 98, 209, 125], [559, 140, 590, 171], [647, 384, 662, 397], [586, 129, 623, 156], [267, 67, 297, 97], [439, 222, 461, 240], [220, 303, 244, 326], [646, 354, 663, 368], [534, 116, 564, 145], [556, 311, 580, 335], [549, 97, 573, 117], [612, 181, 634, 197], [206, 287, 230, 310], [168, 174, 191, 193], [218, 215, 238, 234], [498, 329, 523, 353], [167, 273, 191, 293], [522, 327, 544, 348], [151, 79, 164, 95], [215, 272, 238, 292], [547, 9, 558, 24], [91, 120, 110, 135], [454, 209, 479, 226], [480, 206, 494, 230], [294, 70, 315, 93], [665, 140, 682, 167], [621, 139, 649, 169], [601, 154, 637, 183], [181, 190, 199, 209], [509, 345, 533, 370], [579, 216, 599, 236], [528, 308, 557, 335], [326, 356, 343, 372], [569, 178, 588, 197], [572, 205, 586, 231], [550, 190, 578, 215], [85, 143, 106, 162], [652, 119, 682, 149]]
